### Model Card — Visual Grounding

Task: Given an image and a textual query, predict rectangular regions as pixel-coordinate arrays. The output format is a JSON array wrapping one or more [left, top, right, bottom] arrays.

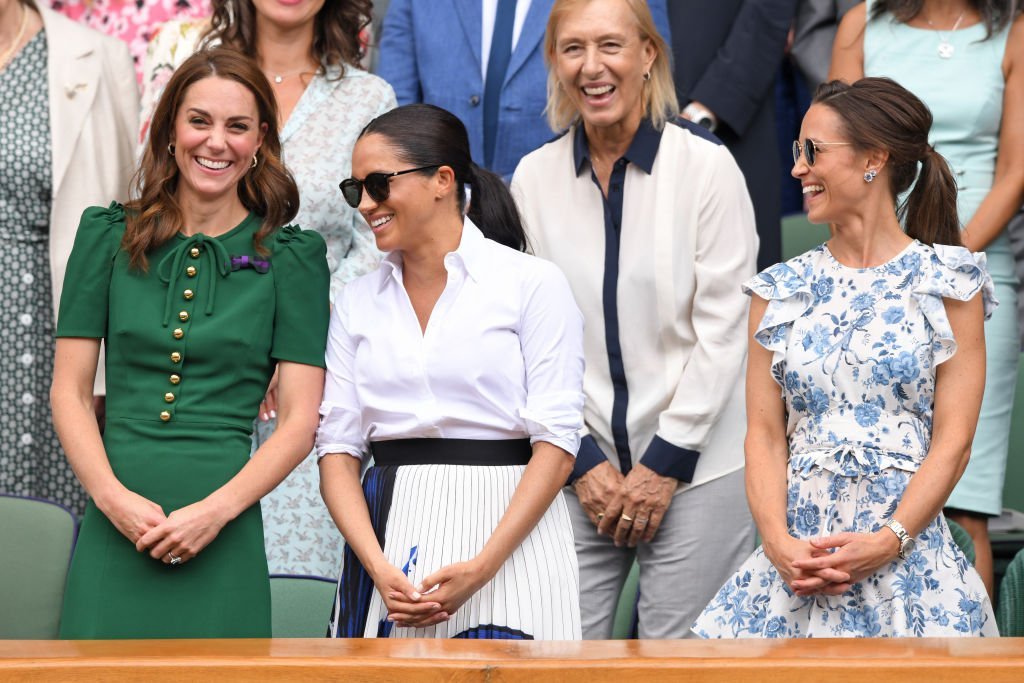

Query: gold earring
[[643, 71, 651, 82], [251, 153, 258, 169]]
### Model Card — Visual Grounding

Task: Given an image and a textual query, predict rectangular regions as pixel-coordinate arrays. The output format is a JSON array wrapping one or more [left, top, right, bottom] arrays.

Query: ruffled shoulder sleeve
[[270, 225, 330, 367], [56, 203, 126, 338], [912, 244, 998, 365], [741, 254, 816, 383]]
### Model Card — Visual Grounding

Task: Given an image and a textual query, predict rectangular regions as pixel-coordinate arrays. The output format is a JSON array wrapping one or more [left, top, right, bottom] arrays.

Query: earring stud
[[864, 169, 877, 183]]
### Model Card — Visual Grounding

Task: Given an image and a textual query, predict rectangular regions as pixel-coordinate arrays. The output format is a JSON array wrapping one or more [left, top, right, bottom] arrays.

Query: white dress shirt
[[481, 0, 533, 79], [317, 219, 585, 461], [512, 119, 758, 490]]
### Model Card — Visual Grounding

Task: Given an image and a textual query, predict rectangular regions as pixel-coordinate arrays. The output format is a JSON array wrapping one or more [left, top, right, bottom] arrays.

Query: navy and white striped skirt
[[327, 440, 581, 640]]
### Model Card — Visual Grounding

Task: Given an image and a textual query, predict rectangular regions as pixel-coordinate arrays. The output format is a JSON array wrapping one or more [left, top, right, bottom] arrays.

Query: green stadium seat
[[269, 574, 336, 638], [997, 549, 1024, 636], [0, 494, 77, 639]]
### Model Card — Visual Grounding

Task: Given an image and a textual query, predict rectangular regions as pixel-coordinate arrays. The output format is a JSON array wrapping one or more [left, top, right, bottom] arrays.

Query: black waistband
[[369, 438, 532, 466]]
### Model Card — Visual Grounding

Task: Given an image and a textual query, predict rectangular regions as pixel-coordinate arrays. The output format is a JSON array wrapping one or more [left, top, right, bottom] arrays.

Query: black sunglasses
[[338, 165, 440, 208], [792, 139, 853, 166]]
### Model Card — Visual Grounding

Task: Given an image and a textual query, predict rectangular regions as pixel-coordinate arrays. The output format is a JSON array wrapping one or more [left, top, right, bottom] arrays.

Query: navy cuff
[[639, 435, 700, 482], [567, 435, 608, 485]]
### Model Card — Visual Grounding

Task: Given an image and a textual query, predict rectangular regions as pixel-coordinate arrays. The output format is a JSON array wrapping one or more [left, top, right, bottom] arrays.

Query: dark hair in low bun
[[814, 77, 961, 247], [359, 104, 528, 252]]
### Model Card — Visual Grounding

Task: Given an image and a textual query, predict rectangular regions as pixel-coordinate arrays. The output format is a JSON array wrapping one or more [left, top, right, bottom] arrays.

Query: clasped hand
[[769, 531, 900, 597], [133, 499, 231, 566], [376, 559, 490, 629], [575, 462, 677, 547]]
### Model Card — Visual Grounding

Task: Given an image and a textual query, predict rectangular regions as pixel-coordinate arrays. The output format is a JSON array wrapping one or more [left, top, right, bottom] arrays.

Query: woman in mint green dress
[[830, 0, 1024, 596], [52, 48, 329, 638]]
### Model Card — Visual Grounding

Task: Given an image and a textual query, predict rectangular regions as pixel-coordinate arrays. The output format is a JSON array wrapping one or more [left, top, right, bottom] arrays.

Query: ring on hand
[[620, 514, 634, 523], [168, 552, 182, 565], [596, 513, 605, 521], [634, 518, 649, 526]]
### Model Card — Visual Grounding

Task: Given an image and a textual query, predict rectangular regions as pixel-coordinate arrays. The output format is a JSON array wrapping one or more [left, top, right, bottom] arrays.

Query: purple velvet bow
[[230, 255, 270, 273]]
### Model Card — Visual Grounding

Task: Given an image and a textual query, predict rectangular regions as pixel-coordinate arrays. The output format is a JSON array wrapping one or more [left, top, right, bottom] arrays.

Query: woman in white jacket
[[0, 0, 137, 514]]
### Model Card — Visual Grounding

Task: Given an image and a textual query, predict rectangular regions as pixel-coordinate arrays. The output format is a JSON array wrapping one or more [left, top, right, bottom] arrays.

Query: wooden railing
[[2, 638, 1024, 682]]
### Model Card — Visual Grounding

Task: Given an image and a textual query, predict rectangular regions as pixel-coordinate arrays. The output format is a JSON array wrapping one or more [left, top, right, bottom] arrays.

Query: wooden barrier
[[2, 638, 1024, 682]]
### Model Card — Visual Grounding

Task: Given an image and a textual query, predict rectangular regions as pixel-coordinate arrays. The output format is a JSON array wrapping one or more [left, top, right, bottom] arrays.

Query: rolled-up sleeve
[[316, 290, 367, 461], [517, 261, 586, 456]]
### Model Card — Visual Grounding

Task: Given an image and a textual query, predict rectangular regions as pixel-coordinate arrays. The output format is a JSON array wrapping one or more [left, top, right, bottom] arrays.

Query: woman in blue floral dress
[[693, 77, 998, 638]]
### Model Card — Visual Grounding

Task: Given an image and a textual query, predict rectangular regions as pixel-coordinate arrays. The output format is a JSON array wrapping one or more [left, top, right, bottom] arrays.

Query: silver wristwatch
[[883, 519, 916, 560]]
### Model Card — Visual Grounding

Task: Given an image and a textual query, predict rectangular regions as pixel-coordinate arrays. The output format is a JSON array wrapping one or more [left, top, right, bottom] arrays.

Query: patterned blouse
[[49, 0, 211, 83]]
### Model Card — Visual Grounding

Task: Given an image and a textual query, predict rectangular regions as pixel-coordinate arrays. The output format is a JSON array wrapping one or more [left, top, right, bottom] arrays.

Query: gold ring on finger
[[620, 514, 634, 523], [596, 513, 605, 520]]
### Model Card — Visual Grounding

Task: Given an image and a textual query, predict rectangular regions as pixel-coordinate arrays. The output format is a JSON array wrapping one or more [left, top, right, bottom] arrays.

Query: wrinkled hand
[[99, 488, 166, 545], [764, 535, 852, 597], [790, 531, 900, 595], [574, 461, 625, 528], [375, 563, 447, 629], [259, 366, 280, 422], [597, 463, 677, 546], [413, 560, 490, 624], [135, 499, 231, 565]]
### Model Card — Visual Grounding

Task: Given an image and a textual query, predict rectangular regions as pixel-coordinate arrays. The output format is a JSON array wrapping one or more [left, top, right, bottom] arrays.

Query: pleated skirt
[[327, 463, 582, 640]]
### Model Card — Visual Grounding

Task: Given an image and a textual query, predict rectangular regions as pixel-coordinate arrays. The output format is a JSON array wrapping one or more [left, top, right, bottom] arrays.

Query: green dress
[[56, 203, 329, 639]]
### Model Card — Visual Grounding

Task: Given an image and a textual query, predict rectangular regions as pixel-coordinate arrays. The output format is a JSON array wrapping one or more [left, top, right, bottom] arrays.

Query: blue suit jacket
[[378, 0, 670, 179]]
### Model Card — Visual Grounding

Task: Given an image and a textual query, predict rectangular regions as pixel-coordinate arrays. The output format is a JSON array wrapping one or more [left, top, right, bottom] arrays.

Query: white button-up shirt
[[512, 120, 758, 489], [316, 219, 585, 461]]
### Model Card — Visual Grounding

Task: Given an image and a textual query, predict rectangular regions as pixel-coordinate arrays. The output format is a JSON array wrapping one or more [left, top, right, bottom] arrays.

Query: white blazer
[[42, 6, 138, 318], [41, 7, 138, 390]]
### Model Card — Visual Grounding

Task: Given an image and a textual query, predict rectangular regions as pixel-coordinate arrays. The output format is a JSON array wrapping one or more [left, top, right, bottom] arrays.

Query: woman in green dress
[[51, 47, 330, 639]]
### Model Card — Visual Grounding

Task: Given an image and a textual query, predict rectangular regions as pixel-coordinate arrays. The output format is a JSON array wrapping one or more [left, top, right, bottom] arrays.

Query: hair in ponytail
[[358, 104, 528, 251], [813, 77, 961, 247]]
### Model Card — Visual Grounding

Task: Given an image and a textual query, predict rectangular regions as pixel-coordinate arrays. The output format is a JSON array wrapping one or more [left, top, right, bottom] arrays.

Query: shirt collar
[[572, 119, 662, 176], [377, 218, 488, 292]]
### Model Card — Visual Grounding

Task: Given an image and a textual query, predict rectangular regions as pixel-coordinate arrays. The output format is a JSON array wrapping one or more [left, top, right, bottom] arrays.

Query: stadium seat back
[[0, 494, 76, 639], [997, 549, 1024, 636], [269, 574, 337, 638]]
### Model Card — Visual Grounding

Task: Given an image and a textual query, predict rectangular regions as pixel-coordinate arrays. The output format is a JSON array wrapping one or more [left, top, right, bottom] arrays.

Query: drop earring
[[863, 169, 877, 183]]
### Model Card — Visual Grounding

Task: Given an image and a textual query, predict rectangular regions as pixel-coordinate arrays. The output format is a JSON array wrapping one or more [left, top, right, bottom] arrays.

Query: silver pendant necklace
[[927, 10, 966, 59]]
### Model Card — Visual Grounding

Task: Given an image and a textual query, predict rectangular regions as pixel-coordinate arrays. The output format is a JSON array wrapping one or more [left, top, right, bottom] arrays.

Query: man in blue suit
[[378, 0, 670, 180]]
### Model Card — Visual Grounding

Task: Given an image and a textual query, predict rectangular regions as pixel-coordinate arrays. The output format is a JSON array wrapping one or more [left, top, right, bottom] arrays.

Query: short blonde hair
[[544, 0, 679, 133]]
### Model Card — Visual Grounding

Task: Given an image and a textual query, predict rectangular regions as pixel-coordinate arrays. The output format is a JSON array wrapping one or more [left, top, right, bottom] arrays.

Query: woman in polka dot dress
[[0, 1, 136, 514]]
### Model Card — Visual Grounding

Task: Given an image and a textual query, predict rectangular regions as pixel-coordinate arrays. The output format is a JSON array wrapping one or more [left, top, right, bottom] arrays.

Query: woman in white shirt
[[511, 0, 759, 638], [317, 103, 585, 640]]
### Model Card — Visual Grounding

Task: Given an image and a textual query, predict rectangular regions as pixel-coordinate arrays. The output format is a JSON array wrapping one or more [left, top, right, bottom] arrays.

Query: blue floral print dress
[[693, 240, 999, 638]]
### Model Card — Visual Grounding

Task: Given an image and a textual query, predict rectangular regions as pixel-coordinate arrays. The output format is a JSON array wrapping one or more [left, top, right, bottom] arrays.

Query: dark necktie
[[483, 0, 517, 169]]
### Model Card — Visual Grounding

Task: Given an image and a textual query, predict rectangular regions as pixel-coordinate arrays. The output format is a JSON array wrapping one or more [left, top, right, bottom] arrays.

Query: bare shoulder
[[1006, 14, 1024, 73]]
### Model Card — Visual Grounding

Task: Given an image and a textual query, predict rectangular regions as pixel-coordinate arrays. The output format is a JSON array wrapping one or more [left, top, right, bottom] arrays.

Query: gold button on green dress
[[56, 203, 329, 639]]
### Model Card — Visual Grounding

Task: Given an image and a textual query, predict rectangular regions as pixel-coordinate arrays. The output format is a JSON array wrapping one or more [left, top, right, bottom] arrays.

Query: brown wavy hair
[[201, 0, 372, 77], [814, 78, 961, 247], [871, 0, 1019, 40], [125, 47, 299, 270]]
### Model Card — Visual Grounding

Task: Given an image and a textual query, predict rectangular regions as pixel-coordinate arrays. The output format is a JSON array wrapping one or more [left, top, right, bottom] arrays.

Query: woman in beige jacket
[[0, 0, 137, 513]]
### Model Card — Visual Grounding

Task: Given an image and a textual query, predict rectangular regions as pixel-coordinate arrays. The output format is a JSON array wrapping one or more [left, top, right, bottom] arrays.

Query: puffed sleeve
[[517, 259, 586, 456], [741, 258, 814, 385], [912, 245, 998, 365], [56, 203, 126, 338], [271, 225, 330, 367]]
